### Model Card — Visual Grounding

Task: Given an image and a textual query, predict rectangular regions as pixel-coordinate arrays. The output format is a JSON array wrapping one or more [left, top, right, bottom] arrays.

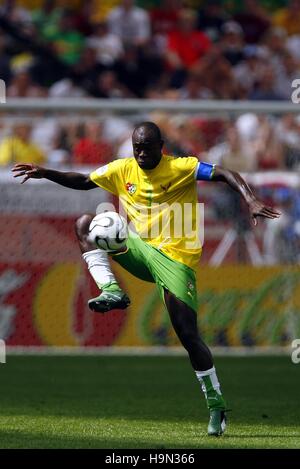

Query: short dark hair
[[133, 122, 162, 141]]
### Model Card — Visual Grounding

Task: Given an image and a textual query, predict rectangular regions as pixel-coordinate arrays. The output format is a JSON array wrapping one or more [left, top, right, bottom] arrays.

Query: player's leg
[[75, 214, 130, 312], [164, 289, 213, 369], [141, 242, 228, 436], [163, 289, 227, 436]]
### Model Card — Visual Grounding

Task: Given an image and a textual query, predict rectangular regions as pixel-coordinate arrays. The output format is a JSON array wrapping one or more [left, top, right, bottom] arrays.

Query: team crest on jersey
[[126, 182, 137, 194], [187, 281, 195, 292]]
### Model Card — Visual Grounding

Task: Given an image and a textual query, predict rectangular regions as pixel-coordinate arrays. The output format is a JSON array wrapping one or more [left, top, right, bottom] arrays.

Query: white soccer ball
[[88, 212, 128, 251]]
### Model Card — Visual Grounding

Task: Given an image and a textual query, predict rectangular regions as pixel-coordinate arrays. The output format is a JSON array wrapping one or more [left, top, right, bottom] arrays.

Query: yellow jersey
[[90, 155, 202, 270], [0, 137, 45, 166]]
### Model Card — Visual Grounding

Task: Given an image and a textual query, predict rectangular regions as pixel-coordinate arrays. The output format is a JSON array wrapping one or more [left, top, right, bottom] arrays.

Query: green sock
[[202, 375, 226, 410], [195, 367, 227, 410], [100, 281, 122, 292]]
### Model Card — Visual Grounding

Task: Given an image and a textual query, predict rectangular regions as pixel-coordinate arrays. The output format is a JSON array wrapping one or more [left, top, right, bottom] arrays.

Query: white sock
[[195, 366, 222, 398], [82, 249, 118, 289]]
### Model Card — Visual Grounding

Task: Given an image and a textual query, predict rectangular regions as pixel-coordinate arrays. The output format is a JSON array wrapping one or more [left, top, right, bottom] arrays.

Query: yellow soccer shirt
[[0, 137, 45, 166], [90, 155, 202, 270]]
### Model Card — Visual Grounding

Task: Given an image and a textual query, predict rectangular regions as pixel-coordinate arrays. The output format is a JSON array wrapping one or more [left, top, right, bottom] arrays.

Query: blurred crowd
[[0, 0, 300, 169], [1, 0, 300, 101], [1, 111, 300, 171]]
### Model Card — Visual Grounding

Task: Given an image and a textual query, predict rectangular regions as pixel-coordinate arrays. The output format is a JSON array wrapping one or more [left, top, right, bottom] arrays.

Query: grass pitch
[[0, 355, 299, 449]]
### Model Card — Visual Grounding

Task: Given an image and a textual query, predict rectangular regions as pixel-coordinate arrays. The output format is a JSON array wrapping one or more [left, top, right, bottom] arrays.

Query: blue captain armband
[[195, 162, 215, 181]]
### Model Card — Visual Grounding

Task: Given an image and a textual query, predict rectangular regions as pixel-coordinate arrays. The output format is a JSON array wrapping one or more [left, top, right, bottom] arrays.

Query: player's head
[[132, 122, 164, 170]]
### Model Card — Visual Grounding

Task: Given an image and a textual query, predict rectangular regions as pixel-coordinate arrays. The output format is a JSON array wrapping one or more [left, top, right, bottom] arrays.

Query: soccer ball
[[88, 212, 128, 251]]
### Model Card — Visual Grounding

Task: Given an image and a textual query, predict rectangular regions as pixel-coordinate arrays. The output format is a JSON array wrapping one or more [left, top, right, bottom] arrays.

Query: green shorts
[[111, 231, 198, 312]]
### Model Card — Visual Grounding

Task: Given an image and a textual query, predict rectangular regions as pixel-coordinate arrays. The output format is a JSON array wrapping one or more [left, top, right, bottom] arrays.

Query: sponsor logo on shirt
[[160, 182, 171, 192]]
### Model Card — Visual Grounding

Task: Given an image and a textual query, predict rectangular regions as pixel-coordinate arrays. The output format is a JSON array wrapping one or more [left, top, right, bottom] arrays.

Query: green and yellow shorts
[[111, 231, 198, 312]]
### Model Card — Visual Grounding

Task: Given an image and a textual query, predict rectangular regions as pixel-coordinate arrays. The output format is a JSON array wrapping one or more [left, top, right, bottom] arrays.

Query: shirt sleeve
[[89, 159, 123, 195], [172, 156, 199, 186]]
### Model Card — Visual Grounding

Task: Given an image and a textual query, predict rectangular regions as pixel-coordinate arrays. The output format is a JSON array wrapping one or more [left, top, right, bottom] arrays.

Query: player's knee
[[75, 214, 93, 240]]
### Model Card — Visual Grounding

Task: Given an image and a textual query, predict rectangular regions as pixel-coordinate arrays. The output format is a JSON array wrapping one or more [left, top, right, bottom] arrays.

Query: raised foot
[[88, 290, 131, 313]]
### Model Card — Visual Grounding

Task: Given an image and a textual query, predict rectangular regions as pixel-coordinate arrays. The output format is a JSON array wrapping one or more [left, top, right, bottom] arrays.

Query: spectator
[[251, 116, 284, 169], [89, 0, 119, 25], [234, 112, 283, 169], [249, 65, 285, 100], [107, 0, 151, 47], [151, 0, 181, 34], [49, 78, 87, 98], [262, 27, 288, 73], [114, 45, 163, 97], [272, 0, 300, 36], [286, 34, 300, 61], [263, 189, 295, 264], [64, 121, 82, 154], [207, 123, 258, 172], [234, 0, 270, 44], [0, 0, 32, 28], [180, 118, 206, 155], [7, 70, 47, 97], [73, 121, 112, 165], [178, 70, 214, 99], [73, 46, 105, 95], [71, 0, 93, 36], [45, 9, 84, 65], [47, 128, 70, 166], [200, 51, 242, 99], [234, 45, 267, 96], [0, 123, 45, 166], [276, 114, 300, 168], [31, 0, 63, 41], [87, 21, 123, 66], [31, 117, 59, 155], [151, 0, 181, 52], [197, 0, 230, 42], [93, 70, 133, 98], [166, 9, 211, 87], [219, 20, 245, 66], [263, 26, 287, 57]]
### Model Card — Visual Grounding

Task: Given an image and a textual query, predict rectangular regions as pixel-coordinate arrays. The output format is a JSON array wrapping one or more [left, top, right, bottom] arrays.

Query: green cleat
[[88, 289, 130, 313], [207, 409, 227, 437]]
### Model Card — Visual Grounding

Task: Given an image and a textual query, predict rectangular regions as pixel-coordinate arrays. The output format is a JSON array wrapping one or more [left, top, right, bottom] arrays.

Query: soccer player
[[12, 121, 280, 436]]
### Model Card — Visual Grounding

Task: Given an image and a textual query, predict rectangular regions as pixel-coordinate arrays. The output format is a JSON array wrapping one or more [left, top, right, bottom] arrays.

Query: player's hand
[[11, 163, 45, 184], [248, 198, 281, 226]]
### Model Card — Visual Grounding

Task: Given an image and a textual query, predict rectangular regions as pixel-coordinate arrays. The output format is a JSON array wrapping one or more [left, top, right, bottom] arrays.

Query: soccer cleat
[[207, 409, 227, 437], [88, 289, 130, 313]]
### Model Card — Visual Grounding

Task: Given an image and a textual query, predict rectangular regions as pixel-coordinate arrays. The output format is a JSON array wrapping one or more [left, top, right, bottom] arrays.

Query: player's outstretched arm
[[11, 163, 97, 190], [211, 165, 281, 226]]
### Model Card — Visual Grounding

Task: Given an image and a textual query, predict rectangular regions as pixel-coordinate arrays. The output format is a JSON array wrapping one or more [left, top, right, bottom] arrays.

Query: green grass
[[0, 355, 299, 448]]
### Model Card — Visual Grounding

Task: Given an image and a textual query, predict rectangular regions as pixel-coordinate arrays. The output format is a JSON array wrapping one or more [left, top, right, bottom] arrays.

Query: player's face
[[132, 131, 163, 170]]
